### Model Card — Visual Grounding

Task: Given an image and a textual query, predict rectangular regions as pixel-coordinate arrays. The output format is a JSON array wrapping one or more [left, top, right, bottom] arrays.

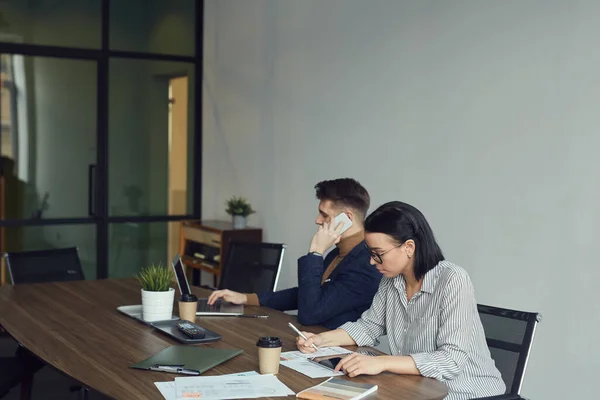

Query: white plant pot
[[232, 215, 247, 229], [141, 287, 175, 322]]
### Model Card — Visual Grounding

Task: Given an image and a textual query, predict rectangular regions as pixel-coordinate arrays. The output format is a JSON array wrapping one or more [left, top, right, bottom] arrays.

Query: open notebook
[[296, 377, 377, 400]]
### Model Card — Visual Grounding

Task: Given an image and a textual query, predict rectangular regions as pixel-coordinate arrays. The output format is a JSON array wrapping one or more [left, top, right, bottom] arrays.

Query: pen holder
[[256, 337, 282, 374]]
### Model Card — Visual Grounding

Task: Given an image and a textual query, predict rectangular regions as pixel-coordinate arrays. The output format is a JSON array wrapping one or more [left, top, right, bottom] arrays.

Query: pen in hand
[[288, 322, 319, 351]]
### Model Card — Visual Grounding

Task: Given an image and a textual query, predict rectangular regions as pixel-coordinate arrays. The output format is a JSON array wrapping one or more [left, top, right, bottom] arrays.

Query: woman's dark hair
[[365, 201, 444, 280]]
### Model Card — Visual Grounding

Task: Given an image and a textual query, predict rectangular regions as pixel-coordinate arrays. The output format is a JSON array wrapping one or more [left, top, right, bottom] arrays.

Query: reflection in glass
[[110, 0, 195, 56], [109, 222, 179, 278], [109, 59, 194, 217], [1, 54, 16, 159], [0, 56, 97, 220], [0, 0, 101, 49], [2, 224, 97, 280]]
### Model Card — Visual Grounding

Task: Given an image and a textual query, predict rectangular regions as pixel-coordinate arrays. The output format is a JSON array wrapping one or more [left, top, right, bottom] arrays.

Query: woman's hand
[[335, 353, 387, 377], [296, 331, 324, 353], [207, 289, 247, 305]]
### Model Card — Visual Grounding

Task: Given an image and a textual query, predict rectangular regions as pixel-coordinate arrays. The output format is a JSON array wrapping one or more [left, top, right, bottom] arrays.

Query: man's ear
[[344, 210, 355, 222]]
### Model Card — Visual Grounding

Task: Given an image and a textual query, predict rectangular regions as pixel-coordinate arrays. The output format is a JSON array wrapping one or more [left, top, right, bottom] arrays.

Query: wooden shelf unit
[[179, 220, 262, 287]]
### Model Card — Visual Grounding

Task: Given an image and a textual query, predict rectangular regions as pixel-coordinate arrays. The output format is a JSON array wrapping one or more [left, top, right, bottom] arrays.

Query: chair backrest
[[218, 242, 285, 293], [477, 304, 542, 395], [4, 247, 85, 284]]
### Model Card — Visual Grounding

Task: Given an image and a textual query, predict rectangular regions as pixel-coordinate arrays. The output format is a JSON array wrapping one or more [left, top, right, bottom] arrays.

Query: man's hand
[[207, 289, 248, 305], [296, 331, 324, 354], [334, 353, 387, 377], [309, 221, 344, 254]]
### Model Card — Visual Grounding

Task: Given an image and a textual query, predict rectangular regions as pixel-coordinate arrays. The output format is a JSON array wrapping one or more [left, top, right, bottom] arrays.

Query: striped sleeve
[[339, 278, 389, 346], [409, 269, 475, 381]]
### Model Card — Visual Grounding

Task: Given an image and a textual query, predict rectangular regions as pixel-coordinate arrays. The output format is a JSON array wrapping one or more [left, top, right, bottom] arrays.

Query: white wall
[[202, 1, 600, 398]]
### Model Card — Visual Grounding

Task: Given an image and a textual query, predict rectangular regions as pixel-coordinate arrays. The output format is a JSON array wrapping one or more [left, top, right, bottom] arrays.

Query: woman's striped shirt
[[340, 261, 506, 400]]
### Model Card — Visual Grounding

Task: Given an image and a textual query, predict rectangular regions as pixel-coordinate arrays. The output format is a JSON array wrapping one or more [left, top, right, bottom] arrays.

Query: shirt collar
[[393, 261, 442, 294], [420, 268, 437, 293], [336, 230, 364, 257]]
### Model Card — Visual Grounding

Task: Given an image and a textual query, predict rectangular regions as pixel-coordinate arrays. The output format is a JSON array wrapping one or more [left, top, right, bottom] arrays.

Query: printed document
[[174, 373, 294, 400], [154, 371, 259, 400]]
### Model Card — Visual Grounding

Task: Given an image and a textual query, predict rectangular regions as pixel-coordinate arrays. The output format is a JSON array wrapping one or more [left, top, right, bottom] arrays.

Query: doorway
[[168, 76, 189, 264]]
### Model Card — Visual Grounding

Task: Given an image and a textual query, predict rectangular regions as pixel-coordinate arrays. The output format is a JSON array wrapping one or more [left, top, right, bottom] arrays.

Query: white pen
[[288, 322, 319, 351]]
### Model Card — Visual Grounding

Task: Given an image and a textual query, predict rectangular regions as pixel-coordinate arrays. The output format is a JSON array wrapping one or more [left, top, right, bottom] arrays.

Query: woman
[[296, 201, 506, 400]]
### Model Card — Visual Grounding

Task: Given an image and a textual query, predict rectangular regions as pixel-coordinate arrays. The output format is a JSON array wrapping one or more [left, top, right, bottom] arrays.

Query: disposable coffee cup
[[256, 336, 282, 374], [178, 293, 198, 322]]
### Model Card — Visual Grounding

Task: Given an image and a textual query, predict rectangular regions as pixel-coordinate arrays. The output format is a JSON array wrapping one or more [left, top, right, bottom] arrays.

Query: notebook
[[171, 253, 244, 316], [131, 346, 243, 375], [296, 377, 378, 400]]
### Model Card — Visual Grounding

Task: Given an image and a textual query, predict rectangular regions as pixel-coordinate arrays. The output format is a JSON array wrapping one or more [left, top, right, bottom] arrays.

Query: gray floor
[[0, 337, 111, 400]]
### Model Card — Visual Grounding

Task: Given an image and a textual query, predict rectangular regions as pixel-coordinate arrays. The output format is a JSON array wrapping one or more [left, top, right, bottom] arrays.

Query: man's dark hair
[[365, 201, 444, 280], [314, 178, 370, 218]]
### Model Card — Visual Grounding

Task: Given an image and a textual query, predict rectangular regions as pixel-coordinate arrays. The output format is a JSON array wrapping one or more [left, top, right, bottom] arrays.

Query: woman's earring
[[407, 253, 412, 259]]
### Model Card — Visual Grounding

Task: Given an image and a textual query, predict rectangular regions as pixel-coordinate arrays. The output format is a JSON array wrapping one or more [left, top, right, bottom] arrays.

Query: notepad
[[296, 377, 377, 400], [131, 346, 243, 375]]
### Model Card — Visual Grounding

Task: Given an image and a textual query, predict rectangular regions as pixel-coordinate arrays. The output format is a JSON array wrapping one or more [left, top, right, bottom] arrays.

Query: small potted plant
[[136, 262, 175, 322], [225, 196, 255, 229]]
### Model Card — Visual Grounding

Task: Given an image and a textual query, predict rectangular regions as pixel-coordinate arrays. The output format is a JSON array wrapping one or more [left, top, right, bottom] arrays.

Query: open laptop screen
[[172, 254, 191, 296]]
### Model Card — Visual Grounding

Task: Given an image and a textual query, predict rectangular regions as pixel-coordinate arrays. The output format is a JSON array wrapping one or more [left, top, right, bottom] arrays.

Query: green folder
[[131, 346, 243, 375]]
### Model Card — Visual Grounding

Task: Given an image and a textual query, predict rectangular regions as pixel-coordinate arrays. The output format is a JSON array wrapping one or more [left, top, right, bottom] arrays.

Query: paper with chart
[[154, 371, 259, 400], [174, 373, 294, 400], [279, 347, 352, 378]]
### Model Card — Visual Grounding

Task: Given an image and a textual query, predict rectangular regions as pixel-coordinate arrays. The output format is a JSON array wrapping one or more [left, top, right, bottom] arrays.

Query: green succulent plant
[[135, 262, 173, 292], [225, 196, 255, 217]]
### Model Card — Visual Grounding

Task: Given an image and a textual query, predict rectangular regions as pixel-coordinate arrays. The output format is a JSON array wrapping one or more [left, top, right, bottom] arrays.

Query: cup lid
[[256, 336, 282, 348], [180, 293, 198, 302]]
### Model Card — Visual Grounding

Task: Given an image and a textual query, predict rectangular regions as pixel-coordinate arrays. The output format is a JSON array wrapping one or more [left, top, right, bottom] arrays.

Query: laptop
[[171, 254, 244, 316]]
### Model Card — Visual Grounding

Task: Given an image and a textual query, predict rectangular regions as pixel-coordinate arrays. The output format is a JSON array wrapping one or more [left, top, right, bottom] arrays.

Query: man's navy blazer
[[257, 241, 382, 329]]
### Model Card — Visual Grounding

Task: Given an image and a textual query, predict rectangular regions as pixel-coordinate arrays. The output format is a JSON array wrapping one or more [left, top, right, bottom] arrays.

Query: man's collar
[[336, 230, 364, 257]]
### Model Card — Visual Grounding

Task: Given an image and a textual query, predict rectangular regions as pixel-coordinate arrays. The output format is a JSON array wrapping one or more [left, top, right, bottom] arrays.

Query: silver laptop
[[171, 254, 244, 316]]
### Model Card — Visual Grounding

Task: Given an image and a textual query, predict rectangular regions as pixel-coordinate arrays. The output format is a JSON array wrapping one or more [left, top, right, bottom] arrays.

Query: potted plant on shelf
[[136, 262, 175, 322], [225, 196, 255, 229]]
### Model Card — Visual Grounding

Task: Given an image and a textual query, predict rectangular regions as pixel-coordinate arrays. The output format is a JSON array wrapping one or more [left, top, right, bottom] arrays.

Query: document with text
[[174, 373, 294, 400]]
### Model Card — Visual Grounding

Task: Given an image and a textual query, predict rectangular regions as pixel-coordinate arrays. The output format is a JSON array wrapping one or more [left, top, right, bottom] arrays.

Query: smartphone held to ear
[[333, 213, 353, 235]]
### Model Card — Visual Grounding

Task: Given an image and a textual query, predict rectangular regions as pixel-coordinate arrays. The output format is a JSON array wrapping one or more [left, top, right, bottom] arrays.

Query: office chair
[[0, 355, 29, 399], [5, 247, 85, 284], [4, 247, 88, 400], [477, 304, 541, 398], [217, 242, 286, 293]]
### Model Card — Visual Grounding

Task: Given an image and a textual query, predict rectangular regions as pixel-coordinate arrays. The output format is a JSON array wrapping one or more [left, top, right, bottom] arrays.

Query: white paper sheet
[[279, 346, 353, 361], [174, 373, 294, 400], [154, 371, 259, 400], [280, 359, 345, 379]]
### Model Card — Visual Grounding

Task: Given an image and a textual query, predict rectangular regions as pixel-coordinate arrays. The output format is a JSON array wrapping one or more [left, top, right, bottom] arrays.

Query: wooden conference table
[[0, 279, 447, 399]]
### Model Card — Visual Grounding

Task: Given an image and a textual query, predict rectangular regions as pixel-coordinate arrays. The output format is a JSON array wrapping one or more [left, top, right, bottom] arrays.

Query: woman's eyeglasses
[[364, 243, 403, 264]]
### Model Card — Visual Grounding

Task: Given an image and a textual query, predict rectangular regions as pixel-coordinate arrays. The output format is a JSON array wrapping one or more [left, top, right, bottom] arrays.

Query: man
[[208, 178, 382, 329]]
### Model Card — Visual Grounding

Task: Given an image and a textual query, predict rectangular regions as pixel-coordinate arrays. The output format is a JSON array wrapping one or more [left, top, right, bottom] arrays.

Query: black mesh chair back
[[477, 304, 542, 395], [5, 247, 85, 284], [218, 242, 285, 293]]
